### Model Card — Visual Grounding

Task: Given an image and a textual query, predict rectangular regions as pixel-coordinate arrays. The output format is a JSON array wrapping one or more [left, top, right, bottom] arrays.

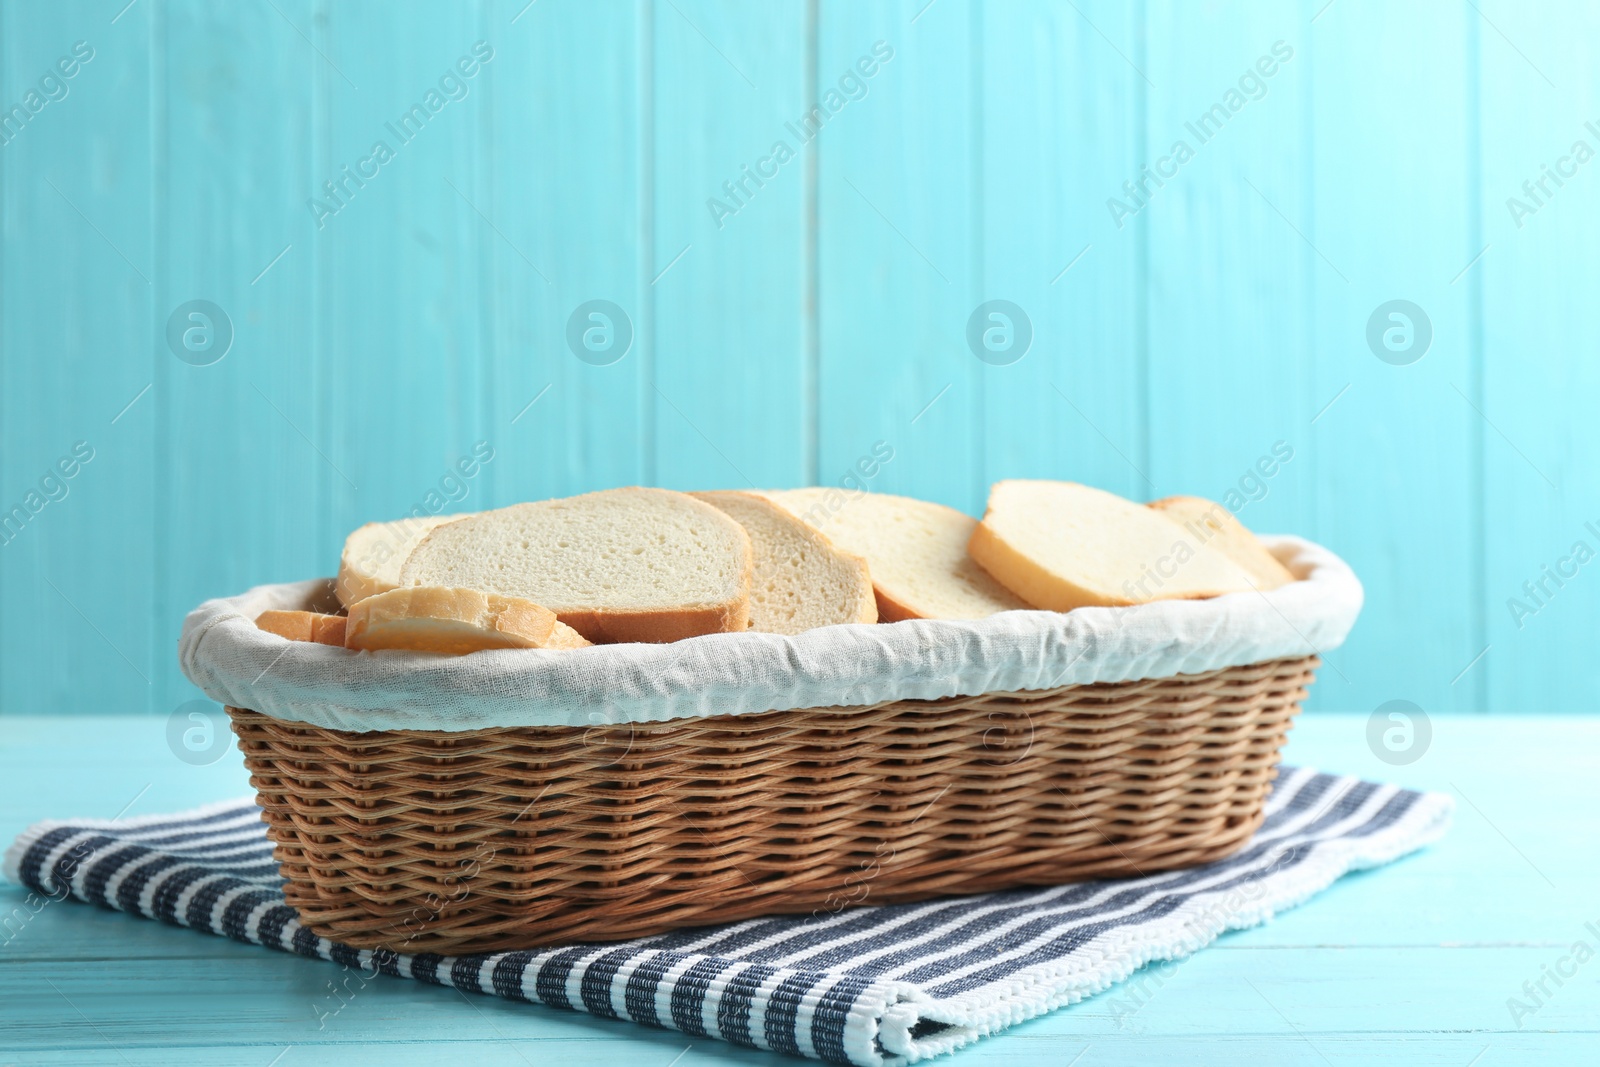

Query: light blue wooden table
[[2, 713, 1594, 1065]]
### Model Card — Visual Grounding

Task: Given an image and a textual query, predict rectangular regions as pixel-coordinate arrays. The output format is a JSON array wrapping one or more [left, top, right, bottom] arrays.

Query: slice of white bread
[[256, 610, 347, 647], [762, 488, 1030, 621], [692, 490, 876, 634], [969, 479, 1258, 611], [344, 586, 559, 655], [337, 514, 463, 607], [1148, 495, 1296, 591], [398, 488, 753, 644]]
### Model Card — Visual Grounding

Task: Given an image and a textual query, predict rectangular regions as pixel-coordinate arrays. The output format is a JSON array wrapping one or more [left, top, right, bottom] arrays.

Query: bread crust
[[846, 557, 880, 623], [871, 590, 923, 623], [310, 614, 347, 647], [543, 621, 594, 649], [345, 586, 558, 654], [967, 521, 1132, 611], [256, 610, 347, 646], [1149, 495, 1208, 510], [334, 524, 389, 606], [556, 598, 750, 645]]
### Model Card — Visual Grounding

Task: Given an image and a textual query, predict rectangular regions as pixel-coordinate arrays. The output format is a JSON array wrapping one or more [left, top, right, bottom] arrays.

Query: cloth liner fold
[[178, 535, 1361, 732]]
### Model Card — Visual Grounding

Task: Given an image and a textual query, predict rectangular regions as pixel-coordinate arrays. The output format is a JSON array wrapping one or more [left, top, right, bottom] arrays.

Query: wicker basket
[[227, 653, 1317, 954]]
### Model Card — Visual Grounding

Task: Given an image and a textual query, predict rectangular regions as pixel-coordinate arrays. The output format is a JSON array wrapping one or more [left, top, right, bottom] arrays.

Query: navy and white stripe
[[2, 769, 1451, 1065]]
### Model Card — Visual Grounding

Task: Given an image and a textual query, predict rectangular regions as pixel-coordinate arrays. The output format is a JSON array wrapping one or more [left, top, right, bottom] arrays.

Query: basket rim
[[179, 535, 1360, 735]]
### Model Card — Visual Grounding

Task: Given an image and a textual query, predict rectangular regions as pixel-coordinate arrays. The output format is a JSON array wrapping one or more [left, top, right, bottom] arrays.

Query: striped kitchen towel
[[3, 767, 1450, 1065]]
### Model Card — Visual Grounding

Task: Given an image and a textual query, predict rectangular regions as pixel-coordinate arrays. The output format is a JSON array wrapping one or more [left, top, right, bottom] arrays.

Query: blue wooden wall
[[1, 0, 1594, 717]]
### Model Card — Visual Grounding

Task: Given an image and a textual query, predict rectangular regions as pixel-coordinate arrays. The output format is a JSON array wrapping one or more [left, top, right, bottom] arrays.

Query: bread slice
[[310, 613, 347, 646], [969, 480, 1258, 611], [344, 586, 558, 655], [336, 514, 462, 606], [692, 490, 876, 634], [398, 488, 753, 644], [256, 610, 347, 646], [1148, 495, 1296, 591], [543, 620, 594, 649], [762, 488, 1029, 621]]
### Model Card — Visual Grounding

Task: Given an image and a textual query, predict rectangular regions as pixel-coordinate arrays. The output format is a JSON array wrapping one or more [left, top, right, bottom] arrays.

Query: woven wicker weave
[[227, 654, 1316, 954]]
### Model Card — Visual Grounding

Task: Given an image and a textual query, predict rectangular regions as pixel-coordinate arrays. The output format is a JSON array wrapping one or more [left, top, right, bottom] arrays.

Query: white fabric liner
[[178, 535, 1362, 733]]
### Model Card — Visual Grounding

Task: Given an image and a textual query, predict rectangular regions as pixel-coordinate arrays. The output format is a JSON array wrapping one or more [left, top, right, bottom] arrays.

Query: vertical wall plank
[[1307, 0, 1479, 712], [651, 0, 809, 491], [1140, 2, 1321, 691], [154, 0, 320, 709], [0, 3, 156, 714], [317, 4, 490, 554], [978, 0, 1144, 504], [817, 0, 977, 510], [1141, 1, 1311, 531], [1476, 2, 1600, 711], [0, 0, 7, 708], [484, 0, 645, 503]]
